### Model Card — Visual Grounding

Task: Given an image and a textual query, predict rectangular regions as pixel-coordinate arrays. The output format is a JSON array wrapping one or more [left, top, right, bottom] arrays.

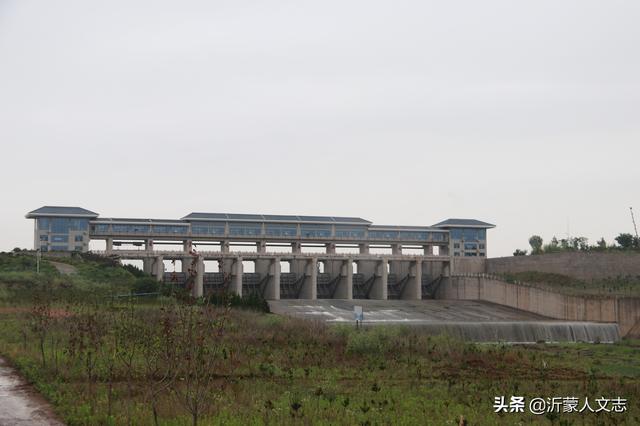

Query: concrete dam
[[26, 206, 639, 343]]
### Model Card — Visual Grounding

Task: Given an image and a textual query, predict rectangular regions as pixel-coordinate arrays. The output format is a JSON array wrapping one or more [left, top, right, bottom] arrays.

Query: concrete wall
[[452, 257, 486, 274], [486, 252, 640, 281], [438, 275, 640, 337]]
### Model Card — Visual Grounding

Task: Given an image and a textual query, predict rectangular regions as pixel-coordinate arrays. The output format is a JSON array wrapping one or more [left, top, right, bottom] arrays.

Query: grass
[[0, 252, 639, 425], [501, 271, 640, 296]]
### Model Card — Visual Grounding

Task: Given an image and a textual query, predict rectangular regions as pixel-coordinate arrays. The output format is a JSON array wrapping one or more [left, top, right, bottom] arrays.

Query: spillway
[[268, 299, 621, 343]]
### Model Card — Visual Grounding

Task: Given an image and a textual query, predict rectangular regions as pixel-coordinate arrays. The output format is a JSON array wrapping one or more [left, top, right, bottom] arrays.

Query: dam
[[25, 206, 636, 343]]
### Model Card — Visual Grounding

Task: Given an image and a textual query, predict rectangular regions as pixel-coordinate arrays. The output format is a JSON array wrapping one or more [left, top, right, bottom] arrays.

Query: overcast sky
[[1, 0, 639, 257]]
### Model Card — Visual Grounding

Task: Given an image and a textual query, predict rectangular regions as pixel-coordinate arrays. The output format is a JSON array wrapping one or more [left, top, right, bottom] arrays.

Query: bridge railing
[[91, 250, 451, 260]]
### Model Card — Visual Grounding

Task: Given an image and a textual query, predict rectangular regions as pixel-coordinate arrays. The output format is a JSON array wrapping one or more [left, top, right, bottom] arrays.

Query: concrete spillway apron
[[0, 357, 64, 426], [267, 299, 620, 343]]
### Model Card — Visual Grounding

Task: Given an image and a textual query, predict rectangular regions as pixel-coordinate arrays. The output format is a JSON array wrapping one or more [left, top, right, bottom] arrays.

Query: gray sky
[[1, 0, 639, 257]]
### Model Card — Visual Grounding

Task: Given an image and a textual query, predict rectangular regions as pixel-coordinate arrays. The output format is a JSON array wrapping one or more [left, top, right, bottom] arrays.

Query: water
[[412, 321, 620, 343], [0, 357, 64, 426]]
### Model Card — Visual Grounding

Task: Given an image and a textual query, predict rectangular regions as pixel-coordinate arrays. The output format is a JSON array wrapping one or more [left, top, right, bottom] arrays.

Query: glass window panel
[[38, 218, 50, 230], [153, 225, 187, 234], [191, 222, 226, 235], [399, 231, 427, 241], [450, 229, 463, 240], [51, 235, 68, 243], [368, 230, 400, 240], [265, 224, 298, 237], [300, 224, 331, 238], [93, 224, 110, 233], [51, 218, 70, 233], [431, 232, 446, 242], [229, 223, 262, 236], [334, 226, 366, 239]]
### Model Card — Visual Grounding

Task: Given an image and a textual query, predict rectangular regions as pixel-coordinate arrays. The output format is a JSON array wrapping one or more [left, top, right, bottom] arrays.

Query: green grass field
[[0, 252, 638, 425]]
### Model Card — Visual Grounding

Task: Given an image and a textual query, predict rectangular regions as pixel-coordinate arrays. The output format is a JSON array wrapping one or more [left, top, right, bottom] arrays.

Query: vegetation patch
[[0, 252, 638, 424]]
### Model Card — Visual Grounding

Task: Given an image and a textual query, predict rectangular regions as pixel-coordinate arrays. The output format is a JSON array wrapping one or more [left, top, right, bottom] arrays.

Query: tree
[[597, 238, 607, 249], [513, 249, 528, 256], [615, 233, 635, 249], [528, 235, 543, 254]]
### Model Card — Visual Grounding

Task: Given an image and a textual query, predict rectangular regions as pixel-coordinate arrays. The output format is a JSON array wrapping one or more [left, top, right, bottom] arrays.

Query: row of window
[[94, 224, 189, 234], [450, 228, 487, 241], [90, 221, 449, 241], [454, 252, 486, 257], [39, 244, 83, 252], [38, 218, 89, 233], [40, 235, 84, 242], [453, 243, 486, 250]]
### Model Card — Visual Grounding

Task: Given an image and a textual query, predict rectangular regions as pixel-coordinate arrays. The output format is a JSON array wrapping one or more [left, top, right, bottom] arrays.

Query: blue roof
[[182, 212, 371, 225], [432, 218, 495, 228], [26, 206, 99, 218]]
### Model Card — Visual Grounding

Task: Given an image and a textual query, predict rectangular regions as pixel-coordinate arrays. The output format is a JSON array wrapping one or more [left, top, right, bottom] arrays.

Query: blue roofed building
[[26, 206, 495, 258]]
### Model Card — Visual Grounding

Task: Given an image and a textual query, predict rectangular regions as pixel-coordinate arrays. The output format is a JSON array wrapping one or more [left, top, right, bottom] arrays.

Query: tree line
[[513, 233, 640, 256]]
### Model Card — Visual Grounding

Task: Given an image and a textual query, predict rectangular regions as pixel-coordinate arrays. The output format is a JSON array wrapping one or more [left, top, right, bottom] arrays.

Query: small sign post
[[354, 305, 363, 328]]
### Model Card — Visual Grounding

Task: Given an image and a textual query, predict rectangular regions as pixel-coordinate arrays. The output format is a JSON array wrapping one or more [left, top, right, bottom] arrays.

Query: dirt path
[[0, 357, 64, 425], [47, 261, 76, 275]]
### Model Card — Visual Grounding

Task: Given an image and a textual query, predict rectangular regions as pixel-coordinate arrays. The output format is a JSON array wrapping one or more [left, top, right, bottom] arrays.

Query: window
[[399, 231, 427, 241], [40, 246, 48, 252], [38, 218, 50, 230], [479, 244, 485, 249], [93, 224, 109, 233], [74, 235, 83, 242], [464, 243, 477, 250], [451, 228, 486, 241], [464, 252, 477, 257], [265, 224, 297, 237], [479, 252, 485, 257], [368, 230, 399, 240], [51, 235, 68, 243], [50, 245, 69, 251], [153, 225, 187, 234], [300, 224, 331, 238], [454, 252, 460, 256], [191, 222, 226, 235], [50, 218, 89, 233], [335, 226, 365, 239], [453, 243, 460, 249], [40, 235, 48, 241], [229, 223, 262, 237], [74, 246, 83, 251], [431, 233, 446, 242], [113, 224, 151, 234]]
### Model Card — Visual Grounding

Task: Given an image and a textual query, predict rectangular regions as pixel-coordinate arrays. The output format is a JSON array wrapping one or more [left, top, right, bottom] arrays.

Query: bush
[[208, 292, 270, 312], [132, 276, 159, 294]]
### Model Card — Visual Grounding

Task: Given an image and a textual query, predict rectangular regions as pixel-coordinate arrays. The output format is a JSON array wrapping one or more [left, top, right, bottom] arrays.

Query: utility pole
[[631, 207, 639, 239]]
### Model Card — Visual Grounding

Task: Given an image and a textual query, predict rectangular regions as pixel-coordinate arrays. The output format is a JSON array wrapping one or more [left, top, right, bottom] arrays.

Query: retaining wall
[[437, 275, 640, 337]]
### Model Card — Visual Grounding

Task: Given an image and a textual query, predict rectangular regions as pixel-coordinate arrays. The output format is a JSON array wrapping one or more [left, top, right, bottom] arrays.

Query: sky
[[0, 0, 639, 257]]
